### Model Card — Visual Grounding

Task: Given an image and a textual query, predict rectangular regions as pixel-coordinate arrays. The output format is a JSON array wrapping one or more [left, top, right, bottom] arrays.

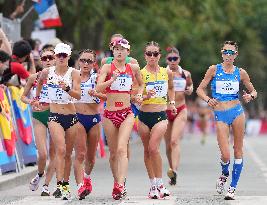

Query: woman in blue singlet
[[196, 41, 257, 200]]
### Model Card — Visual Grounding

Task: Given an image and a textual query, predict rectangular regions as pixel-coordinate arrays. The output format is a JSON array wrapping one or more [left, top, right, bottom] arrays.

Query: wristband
[[250, 94, 255, 100], [207, 98, 211, 103], [65, 85, 71, 93]]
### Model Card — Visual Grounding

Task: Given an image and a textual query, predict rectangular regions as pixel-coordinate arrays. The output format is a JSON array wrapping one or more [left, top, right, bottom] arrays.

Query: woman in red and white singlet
[[97, 38, 144, 200]]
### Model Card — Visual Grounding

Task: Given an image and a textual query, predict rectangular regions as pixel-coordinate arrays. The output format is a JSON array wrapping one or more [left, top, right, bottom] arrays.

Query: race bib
[[39, 84, 49, 103], [173, 77, 186, 92], [110, 74, 132, 91], [79, 83, 99, 103], [48, 84, 71, 103], [146, 81, 168, 98], [216, 81, 239, 94]]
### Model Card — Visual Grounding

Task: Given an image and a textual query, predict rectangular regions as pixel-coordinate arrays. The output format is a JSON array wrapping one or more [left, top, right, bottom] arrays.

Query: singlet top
[[47, 66, 74, 104], [141, 66, 168, 105], [105, 56, 131, 64], [105, 63, 134, 94], [31, 72, 50, 103], [171, 65, 187, 92], [75, 70, 100, 104], [211, 64, 240, 102]]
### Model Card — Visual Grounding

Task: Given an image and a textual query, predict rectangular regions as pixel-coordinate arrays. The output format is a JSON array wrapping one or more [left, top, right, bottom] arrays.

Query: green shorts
[[138, 111, 167, 130], [32, 109, 50, 127]]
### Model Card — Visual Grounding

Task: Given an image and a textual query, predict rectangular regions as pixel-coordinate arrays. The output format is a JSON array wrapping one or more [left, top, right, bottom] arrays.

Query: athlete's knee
[[170, 138, 179, 148], [148, 146, 159, 156], [56, 146, 66, 157], [117, 146, 127, 157], [75, 151, 85, 163], [109, 151, 116, 162]]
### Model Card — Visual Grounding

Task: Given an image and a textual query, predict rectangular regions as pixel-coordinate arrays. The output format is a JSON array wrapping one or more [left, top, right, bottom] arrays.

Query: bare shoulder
[[183, 69, 192, 77], [101, 63, 111, 73], [130, 57, 139, 65], [129, 63, 140, 72]]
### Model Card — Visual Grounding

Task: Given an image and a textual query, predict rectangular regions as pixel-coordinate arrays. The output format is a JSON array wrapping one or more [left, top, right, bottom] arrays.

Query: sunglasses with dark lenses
[[55, 53, 68, 58], [145, 51, 160, 57], [79, 58, 94, 64], [222, 49, 237, 56], [167, 56, 179, 62], [41, 55, 54, 61]]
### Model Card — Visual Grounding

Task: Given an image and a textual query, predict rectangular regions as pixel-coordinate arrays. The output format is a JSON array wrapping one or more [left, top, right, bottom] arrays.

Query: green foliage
[[55, 0, 266, 106]]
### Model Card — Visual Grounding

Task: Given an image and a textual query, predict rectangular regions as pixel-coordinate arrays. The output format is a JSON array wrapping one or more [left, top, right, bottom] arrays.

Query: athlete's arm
[[131, 64, 144, 103], [36, 68, 49, 98], [68, 69, 81, 100], [184, 70, 193, 95], [21, 74, 35, 104], [240, 68, 257, 103], [167, 68, 175, 102], [96, 64, 116, 93], [100, 57, 107, 67], [196, 65, 216, 102]]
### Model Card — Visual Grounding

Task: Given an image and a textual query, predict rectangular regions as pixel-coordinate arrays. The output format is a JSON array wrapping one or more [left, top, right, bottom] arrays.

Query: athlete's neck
[[81, 70, 91, 80], [113, 59, 126, 71], [169, 64, 179, 72], [146, 64, 159, 73], [55, 65, 68, 75], [222, 62, 234, 72]]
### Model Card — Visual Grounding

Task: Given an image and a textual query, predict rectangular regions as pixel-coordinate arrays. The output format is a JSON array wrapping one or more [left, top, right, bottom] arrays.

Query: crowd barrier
[[0, 86, 37, 175]]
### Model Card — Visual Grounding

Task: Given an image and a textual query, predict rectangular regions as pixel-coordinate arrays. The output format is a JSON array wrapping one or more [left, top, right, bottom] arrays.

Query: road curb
[[0, 166, 37, 191]]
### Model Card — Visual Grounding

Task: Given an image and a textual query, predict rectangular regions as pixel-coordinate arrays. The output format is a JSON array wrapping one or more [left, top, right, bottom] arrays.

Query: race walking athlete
[[196, 41, 257, 200], [21, 48, 56, 196], [138, 41, 176, 199], [34, 43, 81, 200], [97, 38, 144, 200], [164, 47, 193, 186], [74, 49, 106, 200]]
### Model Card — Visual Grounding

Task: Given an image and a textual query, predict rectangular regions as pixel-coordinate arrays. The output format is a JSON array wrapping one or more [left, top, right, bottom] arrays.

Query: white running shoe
[[157, 184, 170, 198], [148, 186, 159, 199], [216, 175, 228, 194], [224, 186, 236, 200], [41, 185, 50, 196], [29, 174, 43, 191]]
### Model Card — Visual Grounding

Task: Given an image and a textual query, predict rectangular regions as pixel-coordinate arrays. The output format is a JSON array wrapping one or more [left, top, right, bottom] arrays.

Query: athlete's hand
[[88, 89, 97, 97], [58, 80, 67, 90], [111, 70, 120, 81], [207, 98, 218, 107], [31, 99, 42, 111], [147, 89, 156, 99], [134, 94, 143, 105], [242, 90, 252, 103], [184, 86, 193, 95]]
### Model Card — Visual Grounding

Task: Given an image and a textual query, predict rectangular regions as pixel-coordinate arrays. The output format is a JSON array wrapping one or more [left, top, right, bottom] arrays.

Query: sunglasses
[[79, 58, 94, 64], [145, 51, 160, 57], [41, 55, 54, 61], [167, 56, 179, 62], [221, 49, 237, 56], [55, 53, 68, 58]]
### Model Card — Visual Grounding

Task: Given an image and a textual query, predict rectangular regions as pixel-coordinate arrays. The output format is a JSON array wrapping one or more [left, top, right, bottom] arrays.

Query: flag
[[9, 86, 33, 145], [33, 0, 62, 28], [0, 88, 17, 156]]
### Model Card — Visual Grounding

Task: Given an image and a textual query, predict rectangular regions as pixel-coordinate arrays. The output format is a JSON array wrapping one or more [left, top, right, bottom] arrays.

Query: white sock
[[77, 183, 83, 189], [84, 173, 90, 179], [150, 178, 156, 186], [155, 178, 163, 186]]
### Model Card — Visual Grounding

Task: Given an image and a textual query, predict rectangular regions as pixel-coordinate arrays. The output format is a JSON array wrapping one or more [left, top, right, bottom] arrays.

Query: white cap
[[112, 38, 130, 50], [54, 43, 72, 56]]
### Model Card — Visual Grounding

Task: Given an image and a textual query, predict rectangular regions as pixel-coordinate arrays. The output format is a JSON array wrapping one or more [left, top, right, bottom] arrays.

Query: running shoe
[[29, 173, 43, 191], [157, 184, 170, 198], [53, 184, 62, 198], [167, 168, 177, 185], [224, 186, 236, 200], [41, 185, 50, 196], [62, 185, 71, 200], [78, 179, 91, 200], [148, 185, 159, 199], [112, 182, 125, 200], [216, 175, 228, 194]]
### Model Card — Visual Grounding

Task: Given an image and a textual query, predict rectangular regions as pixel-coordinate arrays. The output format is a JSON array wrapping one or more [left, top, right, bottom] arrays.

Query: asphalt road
[[0, 133, 266, 205]]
